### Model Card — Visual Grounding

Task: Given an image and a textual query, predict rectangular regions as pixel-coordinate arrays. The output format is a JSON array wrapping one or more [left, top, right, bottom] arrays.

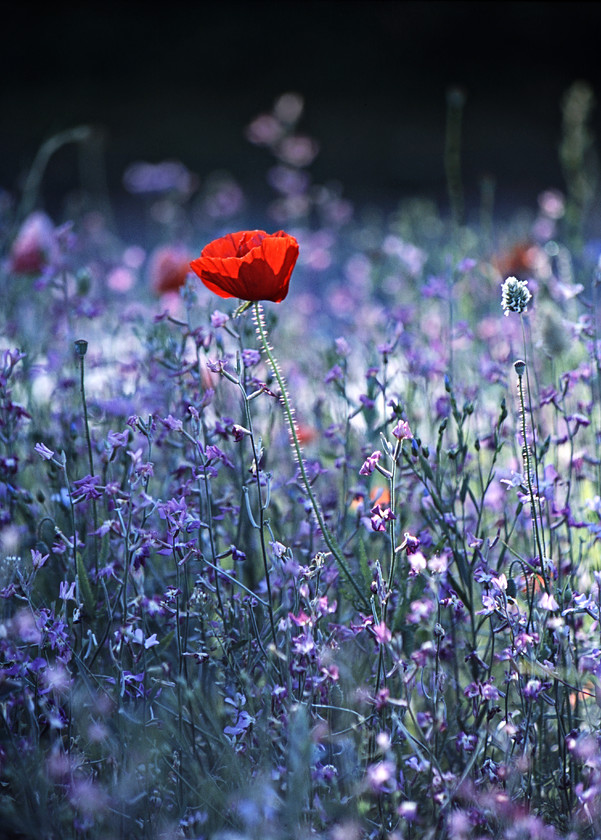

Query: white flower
[[501, 276, 532, 316], [539, 592, 559, 611]]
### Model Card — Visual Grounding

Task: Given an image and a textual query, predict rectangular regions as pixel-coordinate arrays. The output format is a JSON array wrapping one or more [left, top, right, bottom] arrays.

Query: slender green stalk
[[74, 339, 99, 574], [520, 315, 547, 560], [239, 374, 278, 649], [515, 361, 548, 593], [383, 438, 401, 622], [445, 87, 465, 230], [252, 302, 369, 610]]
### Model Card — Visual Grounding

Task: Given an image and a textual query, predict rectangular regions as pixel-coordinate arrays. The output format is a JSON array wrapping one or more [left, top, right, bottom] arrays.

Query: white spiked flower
[[501, 275, 532, 316]]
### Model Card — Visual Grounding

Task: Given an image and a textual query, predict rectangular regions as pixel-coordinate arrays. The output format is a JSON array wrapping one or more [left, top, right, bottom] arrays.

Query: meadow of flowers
[[1, 88, 601, 840]]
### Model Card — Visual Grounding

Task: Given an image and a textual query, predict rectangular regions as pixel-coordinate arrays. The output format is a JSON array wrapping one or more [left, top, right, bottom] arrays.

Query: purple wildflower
[[324, 364, 344, 384], [72, 474, 103, 501], [35, 442, 55, 460], [371, 620, 392, 645], [359, 450, 381, 476], [161, 414, 183, 431], [392, 419, 413, 440], [370, 504, 396, 531], [210, 309, 229, 328], [366, 760, 397, 793], [241, 348, 261, 367]]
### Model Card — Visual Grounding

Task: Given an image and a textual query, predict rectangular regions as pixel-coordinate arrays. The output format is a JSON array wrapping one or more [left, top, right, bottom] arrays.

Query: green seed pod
[[74, 339, 88, 357]]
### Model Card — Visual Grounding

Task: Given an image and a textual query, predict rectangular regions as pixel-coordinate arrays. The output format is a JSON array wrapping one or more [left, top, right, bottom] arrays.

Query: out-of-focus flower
[[190, 230, 299, 303], [149, 245, 191, 296], [245, 114, 285, 147], [122, 160, 196, 195], [501, 276, 532, 316], [371, 620, 392, 645], [324, 364, 344, 384], [398, 801, 418, 821], [366, 759, 397, 793], [241, 348, 261, 367], [107, 266, 136, 293], [201, 172, 245, 219], [210, 309, 229, 328], [493, 241, 538, 280], [277, 135, 319, 167], [539, 591, 560, 611], [9, 211, 57, 274], [538, 189, 565, 219], [296, 424, 318, 445]]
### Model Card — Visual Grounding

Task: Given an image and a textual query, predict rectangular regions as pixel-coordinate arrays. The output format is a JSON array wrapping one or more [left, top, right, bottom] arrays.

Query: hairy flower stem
[[385, 439, 401, 617], [253, 302, 369, 610], [592, 266, 601, 494], [515, 362, 549, 593]]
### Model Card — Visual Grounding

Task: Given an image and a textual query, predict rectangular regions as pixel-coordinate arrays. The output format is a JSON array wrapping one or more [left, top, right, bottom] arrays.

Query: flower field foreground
[[1, 94, 601, 840]]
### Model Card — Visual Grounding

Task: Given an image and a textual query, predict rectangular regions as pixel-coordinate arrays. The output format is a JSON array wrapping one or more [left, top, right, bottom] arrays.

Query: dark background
[[3, 0, 601, 225]]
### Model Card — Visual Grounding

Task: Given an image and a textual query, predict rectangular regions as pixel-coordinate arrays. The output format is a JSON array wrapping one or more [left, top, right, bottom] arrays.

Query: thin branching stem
[[252, 301, 369, 610]]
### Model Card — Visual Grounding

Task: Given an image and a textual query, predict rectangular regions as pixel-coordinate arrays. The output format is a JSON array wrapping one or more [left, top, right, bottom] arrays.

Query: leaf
[[76, 551, 96, 620], [357, 535, 371, 592]]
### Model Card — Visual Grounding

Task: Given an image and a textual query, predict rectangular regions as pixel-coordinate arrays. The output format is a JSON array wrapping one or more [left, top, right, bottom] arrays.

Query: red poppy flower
[[189, 229, 299, 303]]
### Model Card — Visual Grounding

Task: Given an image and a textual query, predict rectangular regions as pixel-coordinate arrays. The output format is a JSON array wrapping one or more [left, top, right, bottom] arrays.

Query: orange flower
[[492, 241, 538, 280], [189, 229, 299, 303], [149, 245, 191, 295], [370, 486, 390, 506], [294, 426, 315, 446]]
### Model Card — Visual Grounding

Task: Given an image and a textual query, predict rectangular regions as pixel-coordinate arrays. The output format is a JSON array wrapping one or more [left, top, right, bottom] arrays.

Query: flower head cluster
[[501, 275, 532, 316]]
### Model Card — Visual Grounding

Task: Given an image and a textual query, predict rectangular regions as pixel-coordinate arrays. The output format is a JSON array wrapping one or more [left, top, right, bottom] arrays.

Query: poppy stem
[[253, 302, 369, 610]]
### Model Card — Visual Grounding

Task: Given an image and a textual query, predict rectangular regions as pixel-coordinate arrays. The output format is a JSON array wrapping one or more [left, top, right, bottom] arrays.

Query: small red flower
[[189, 229, 299, 303]]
